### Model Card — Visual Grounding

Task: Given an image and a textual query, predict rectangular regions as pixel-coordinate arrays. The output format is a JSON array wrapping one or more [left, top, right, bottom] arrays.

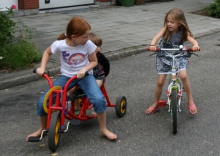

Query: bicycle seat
[[67, 88, 86, 100]]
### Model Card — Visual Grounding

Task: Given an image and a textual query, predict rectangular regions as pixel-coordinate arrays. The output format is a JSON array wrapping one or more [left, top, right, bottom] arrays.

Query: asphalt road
[[0, 32, 220, 156]]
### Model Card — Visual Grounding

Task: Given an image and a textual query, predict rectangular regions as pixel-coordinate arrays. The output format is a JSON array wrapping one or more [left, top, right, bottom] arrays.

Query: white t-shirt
[[51, 39, 97, 77]]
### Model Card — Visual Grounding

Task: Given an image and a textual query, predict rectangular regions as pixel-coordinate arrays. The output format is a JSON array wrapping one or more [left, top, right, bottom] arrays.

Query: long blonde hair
[[163, 8, 193, 42]]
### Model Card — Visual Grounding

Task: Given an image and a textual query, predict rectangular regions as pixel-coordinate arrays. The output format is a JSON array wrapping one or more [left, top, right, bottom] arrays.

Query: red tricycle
[[29, 70, 127, 152]]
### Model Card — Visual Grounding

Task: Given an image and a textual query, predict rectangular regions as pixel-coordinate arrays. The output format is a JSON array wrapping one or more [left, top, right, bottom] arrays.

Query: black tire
[[48, 112, 61, 152], [115, 96, 127, 117], [171, 90, 177, 134]]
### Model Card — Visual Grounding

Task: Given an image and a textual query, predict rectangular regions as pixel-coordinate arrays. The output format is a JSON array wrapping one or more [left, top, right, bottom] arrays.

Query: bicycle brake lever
[[149, 53, 157, 56], [192, 53, 199, 57]]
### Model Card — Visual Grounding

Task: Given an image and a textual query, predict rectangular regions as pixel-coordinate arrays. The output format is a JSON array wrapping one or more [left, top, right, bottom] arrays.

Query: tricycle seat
[[67, 88, 86, 100]]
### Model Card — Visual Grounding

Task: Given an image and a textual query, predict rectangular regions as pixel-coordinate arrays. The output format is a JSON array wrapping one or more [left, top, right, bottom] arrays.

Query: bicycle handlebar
[[147, 46, 200, 53]]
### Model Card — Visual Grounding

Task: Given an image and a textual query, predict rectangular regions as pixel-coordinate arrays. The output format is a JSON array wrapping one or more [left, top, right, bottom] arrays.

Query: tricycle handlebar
[[33, 68, 89, 89]]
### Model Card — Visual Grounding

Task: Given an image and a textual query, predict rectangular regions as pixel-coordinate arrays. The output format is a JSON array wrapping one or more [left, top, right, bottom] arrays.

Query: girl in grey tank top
[[145, 8, 200, 115]]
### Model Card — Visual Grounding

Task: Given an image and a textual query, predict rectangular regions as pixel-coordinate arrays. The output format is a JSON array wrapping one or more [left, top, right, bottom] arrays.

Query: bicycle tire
[[171, 89, 177, 134]]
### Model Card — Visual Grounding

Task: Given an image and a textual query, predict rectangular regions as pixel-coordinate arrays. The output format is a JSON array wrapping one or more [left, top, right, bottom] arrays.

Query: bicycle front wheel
[[171, 89, 177, 134]]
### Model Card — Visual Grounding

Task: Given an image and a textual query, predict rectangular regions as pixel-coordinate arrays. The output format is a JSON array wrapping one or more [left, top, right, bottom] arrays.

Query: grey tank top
[[159, 32, 183, 49], [169, 32, 183, 45]]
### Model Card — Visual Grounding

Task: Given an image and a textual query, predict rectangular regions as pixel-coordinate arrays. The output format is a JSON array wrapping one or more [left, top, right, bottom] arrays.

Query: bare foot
[[91, 111, 97, 116], [26, 129, 43, 142], [101, 129, 117, 140]]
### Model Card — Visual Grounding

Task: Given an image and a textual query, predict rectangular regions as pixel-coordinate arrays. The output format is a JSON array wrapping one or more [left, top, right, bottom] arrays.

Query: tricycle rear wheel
[[115, 96, 127, 117], [48, 111, 61, 152]]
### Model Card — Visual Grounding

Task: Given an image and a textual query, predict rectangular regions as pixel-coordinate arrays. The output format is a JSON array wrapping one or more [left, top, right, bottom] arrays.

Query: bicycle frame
[[160, 47, 186, 134], [162, 49, 183, 113]]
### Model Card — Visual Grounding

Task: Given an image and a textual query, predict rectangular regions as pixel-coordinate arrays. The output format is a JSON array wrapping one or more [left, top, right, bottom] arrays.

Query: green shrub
[[0, 5, 41, 70], [204, 0, 220, 18], [0, 40, 41, 70], [0, 6, 16, 45]]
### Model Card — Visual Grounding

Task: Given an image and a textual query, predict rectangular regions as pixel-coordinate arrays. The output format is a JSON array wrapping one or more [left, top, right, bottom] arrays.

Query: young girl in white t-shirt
[[26, 16, 117, 141]]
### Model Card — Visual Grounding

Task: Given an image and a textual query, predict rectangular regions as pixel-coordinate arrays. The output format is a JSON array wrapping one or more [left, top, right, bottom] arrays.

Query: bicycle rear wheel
[[171, 89, 177, 134]]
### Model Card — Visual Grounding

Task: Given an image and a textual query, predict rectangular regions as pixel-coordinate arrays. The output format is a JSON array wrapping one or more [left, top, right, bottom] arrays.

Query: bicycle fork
[[167, 84, 182, 113]]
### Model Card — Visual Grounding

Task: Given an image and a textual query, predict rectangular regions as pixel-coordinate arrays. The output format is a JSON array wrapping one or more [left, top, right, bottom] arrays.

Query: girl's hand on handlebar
[[36, 68, 45, 76], [191, 46, 200, 52], [77, 69, 87, 79], [147, 45, 158, 52]]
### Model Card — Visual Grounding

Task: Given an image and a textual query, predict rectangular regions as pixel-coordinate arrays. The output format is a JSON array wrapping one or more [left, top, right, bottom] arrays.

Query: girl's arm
[[77, 51, 98, 78], [187, 35, 200, 51], [37, 46, 52, 76], [149, 26, 166, 51]]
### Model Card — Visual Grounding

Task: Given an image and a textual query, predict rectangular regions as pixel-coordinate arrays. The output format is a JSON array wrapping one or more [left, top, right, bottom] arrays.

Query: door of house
[[40, 0, 95, 10]]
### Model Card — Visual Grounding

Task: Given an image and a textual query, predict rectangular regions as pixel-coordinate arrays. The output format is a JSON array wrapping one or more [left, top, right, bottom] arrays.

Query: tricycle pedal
[[28, 136, 40, 142], [58, 130, 65, 133], [28, 129, 48, 142], [158, 100, 166, 107], [70, 119, 81, 126]]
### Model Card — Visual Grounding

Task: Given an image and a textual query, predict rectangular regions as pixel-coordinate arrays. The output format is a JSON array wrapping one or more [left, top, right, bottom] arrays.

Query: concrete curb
[[0, 67, 61, 90], [0, 29, 219, 90]]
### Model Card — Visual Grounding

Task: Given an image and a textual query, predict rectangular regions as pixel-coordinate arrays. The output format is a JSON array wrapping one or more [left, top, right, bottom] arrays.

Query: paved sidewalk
[[0, 0, 218, 90]]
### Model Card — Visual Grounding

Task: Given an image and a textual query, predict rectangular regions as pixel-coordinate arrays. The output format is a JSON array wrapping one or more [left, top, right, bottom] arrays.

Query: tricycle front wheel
[[48, 111, 61, 152], [115, 96, 127, 117]]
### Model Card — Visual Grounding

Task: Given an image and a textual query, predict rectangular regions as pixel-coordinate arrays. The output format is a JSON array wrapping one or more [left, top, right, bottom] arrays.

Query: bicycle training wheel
[[171, 90, 178, 134], [48, 111, 61, 152]]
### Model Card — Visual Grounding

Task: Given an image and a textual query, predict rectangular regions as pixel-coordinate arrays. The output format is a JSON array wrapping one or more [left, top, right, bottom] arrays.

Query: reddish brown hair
[[57, 16, 91, 40]]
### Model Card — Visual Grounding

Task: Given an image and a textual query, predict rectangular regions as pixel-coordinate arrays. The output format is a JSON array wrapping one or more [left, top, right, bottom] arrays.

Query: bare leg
[[179, 70, 197, 114], [146, 74, 166, 114], [26, 116, 47, 141], [96, 79, 103, 87], [97, 111, 117, 140]]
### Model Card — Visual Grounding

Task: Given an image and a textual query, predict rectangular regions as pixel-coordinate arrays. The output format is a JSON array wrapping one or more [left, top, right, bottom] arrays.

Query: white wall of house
[[40, 0, 95, 10], [0, 0, 95, 11], [0, 0, 18, 10]]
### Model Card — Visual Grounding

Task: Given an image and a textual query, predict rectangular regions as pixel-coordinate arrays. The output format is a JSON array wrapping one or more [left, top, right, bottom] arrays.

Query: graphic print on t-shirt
[[62, 51, 70, 62], [67, 53, 85, 65]]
